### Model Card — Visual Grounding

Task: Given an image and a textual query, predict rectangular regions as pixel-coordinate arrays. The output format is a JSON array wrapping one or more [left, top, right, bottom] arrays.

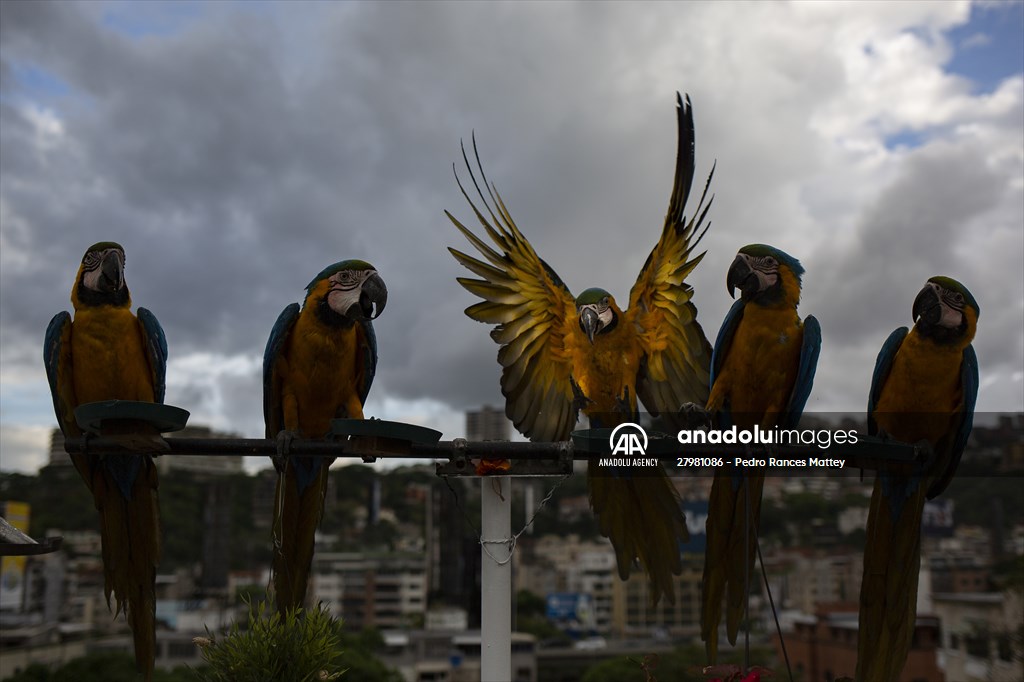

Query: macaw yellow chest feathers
[[571, 321, 644, 418], [277, 310, 367, 438], [707, 304, 803, 427], [873, 329, 966, 444], [71, 307, 155, 404]]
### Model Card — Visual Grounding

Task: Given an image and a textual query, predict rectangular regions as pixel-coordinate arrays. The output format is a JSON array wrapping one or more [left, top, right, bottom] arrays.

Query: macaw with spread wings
[[447, 93, 714, 604]]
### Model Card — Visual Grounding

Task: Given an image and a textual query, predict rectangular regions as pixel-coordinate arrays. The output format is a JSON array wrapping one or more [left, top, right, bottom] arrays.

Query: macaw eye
[[601, 296, 609, 307], [953, 292, 964, 304]]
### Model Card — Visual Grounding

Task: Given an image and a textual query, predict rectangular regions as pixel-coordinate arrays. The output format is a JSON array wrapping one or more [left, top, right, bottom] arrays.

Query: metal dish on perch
[[74, 400, 190, 435], [330, 418, 442, 443], [332, 418, 442, 460]]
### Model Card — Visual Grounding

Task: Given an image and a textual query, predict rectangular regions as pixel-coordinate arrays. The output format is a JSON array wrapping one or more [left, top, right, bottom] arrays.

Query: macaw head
[[71, 241, 130, 309], [575, 287, 619, 344], [727, 243, 804, 306], [913, 276, 978, 345], [305, 259, 388, 325]]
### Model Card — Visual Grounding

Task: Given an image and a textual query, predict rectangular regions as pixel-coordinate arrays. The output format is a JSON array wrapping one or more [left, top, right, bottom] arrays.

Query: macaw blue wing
[[357, 318, 378, 406], [783, 314, 821, 428], [710, 299, 744, 390], [869, 326, 916, 522], [867, 327, 909, 436], [926, 343, 978, 499], [43, 311, 78, 437], [137, 307, 168, 404], [263, 303, 300, 438], [709, 298, 745, 428]]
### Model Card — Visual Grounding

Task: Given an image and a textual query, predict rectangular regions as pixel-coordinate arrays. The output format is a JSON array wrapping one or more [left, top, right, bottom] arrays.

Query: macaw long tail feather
[[272, 459, 330, 616], [586, 461, 688, 607], [87, 456, 160, 682], [701, 471, 764, 663], [857, 478, 926, 682]]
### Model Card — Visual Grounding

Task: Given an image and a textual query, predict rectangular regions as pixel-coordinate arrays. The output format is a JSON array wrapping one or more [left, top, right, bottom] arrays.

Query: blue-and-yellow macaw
[[263, 260, 386, 615], [43, 242, 167, 681], [701, 244, 821, 661], [447, 94, 714, 605], [857, 276, 978, 682]]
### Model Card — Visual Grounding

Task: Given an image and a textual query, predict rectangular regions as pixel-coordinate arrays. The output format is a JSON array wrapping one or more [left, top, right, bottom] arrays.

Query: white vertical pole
[[481, 475, 512, 681]]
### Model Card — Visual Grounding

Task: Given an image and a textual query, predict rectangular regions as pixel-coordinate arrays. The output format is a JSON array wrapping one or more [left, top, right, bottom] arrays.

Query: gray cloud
[[1, 1, 1021, 472]]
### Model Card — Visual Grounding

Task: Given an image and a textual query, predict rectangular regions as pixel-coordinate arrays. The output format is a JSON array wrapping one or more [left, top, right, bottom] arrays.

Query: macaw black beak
[[727, 255, 757, 301], [98, 251, 124, 293], [357, 273, 388, 320], [580, 308, 599, 344], [912, 283, 941, 326]]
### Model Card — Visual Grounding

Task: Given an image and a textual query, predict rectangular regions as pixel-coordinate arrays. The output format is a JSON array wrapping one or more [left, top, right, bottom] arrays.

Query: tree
[[196, 600, 344, 681]]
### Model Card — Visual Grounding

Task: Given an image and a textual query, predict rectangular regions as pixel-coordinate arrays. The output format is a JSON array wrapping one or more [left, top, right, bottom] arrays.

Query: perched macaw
[[263, 260, 386, 616], [43, 242, 167, 681], [447, 93, 714, 605], [857, 276, 978, 682], [701, 244, 821, 662]]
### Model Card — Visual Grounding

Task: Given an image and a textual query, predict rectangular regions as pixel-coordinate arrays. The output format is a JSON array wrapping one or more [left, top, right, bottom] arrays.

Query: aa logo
[[609, 423, 648, 456]]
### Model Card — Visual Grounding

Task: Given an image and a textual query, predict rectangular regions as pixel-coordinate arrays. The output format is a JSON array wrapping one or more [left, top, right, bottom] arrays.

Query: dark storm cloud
[[2, 0, 687, 422], [1, 0, 1021, 469]]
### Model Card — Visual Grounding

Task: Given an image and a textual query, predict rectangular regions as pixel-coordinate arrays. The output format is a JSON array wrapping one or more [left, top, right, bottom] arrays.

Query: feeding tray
[[836, 434, 932, 473], [571, 428, 678, 456], [332, 418, 442, 460], [74, 400, 190, 435], [0, 537, 63, 557], [0, 517, 63, 557]]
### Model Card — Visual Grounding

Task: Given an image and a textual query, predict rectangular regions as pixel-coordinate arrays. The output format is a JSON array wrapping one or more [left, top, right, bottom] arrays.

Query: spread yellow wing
[[628, 93, 715, 419], [447, 138, 581, 442]]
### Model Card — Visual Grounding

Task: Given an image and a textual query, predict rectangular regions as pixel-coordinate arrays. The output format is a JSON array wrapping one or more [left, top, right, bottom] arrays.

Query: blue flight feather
[[263, 303, 301, 439], [926, 344, 978, 499], [43, 312, 72, 435], [709, 299, 745, 394], [137, 308, 168, 405], [783, 315, 821, 429], [359, 318, 378, 407], [868, 327, 920, 522]]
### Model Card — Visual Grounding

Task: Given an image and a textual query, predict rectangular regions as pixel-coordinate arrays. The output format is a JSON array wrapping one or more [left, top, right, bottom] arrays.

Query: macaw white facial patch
[[326, 269, 374, 316]]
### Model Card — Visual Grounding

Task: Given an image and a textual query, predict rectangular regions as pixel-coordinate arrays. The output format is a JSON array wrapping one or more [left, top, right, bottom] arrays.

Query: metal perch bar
[[62, 434, 929, 472]]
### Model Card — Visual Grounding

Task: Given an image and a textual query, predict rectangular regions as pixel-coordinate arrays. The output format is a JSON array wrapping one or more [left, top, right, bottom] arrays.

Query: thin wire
[[757, 533, 794, 682], [440, 469, 570, 566]]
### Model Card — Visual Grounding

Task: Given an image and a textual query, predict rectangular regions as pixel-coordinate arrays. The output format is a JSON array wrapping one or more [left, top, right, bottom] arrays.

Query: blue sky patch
[[100, 1, 206, 39], [945, 1, 1024, 94], [7, 61, 72, 100], [883, 128, 932, 151]]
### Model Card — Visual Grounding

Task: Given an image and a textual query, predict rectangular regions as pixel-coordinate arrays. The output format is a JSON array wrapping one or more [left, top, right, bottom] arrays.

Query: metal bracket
[[435, 439, 573, 477]]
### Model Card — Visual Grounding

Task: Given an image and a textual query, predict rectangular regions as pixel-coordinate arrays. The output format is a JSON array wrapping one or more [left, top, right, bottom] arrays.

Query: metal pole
[[480, 476, 511, 681], [743, 478, 750, 672]]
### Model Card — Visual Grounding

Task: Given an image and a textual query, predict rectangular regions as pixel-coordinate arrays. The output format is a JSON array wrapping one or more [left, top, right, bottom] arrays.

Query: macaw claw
[[613, 386, 634, 419], [570, 378, 593, 414], [272, 430, 299, 471]]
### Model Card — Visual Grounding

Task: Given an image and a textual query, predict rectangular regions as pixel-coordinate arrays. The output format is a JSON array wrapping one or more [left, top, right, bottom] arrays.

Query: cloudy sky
[[2, 1, 1022, 474]]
